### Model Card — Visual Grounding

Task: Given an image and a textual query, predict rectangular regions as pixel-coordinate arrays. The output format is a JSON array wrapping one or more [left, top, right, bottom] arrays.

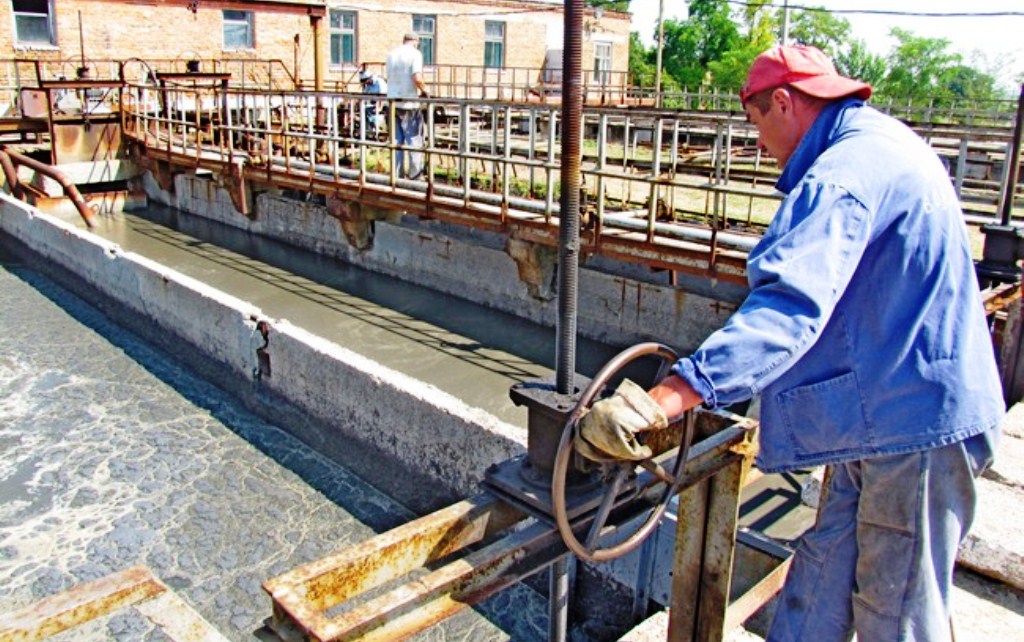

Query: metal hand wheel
[[551, 342, 696, 562]]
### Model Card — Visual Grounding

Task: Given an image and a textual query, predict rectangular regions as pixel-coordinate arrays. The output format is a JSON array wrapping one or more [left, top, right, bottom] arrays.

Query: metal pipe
[[310, 15, 324, 93], [549, 556, 570, 642], [2, 148, 95, 228], [556, 0, 583, 397], [655, 0, 665, 108], [550, 4, 584, 640], [78, 10, 86, 70], [0, 151, 24, 199], [269, 156, 762, 252], [999, 84, 1024, 226]]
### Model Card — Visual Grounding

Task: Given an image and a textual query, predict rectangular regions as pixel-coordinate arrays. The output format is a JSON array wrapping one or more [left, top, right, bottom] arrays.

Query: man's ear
[[771, 87, 792, 115]]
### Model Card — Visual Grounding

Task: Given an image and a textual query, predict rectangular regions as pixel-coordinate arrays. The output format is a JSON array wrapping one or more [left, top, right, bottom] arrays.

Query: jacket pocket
[[777, 371, 873, 458]]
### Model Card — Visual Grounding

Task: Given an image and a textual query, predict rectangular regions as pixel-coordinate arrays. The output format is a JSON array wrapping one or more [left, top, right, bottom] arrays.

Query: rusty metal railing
[[119, 81, 774, 283], [0, 147, 95, 228], [301, 62, 644, 106]]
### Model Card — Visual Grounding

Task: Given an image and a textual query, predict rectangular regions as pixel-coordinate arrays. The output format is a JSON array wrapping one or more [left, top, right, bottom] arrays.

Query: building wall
[[0, 0, 630, 88], [344, 0, 630, 72], [0, 0, 317, 82]]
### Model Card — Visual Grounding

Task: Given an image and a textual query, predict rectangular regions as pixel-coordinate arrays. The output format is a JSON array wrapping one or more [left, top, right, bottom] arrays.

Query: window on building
[[330, 10, 356, 65], [593, 42, 612, 84], [12, 0, 54, 45], [412, 14, 435, 66], [223, 10, 254, 49], [484, 21, 504, 69]]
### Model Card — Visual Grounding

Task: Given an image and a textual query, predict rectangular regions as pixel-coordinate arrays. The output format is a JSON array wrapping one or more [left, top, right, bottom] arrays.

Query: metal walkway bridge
[[3, 61, 1021, 286], [115, 75, 1024, 285], [116, 77, 767, 285]]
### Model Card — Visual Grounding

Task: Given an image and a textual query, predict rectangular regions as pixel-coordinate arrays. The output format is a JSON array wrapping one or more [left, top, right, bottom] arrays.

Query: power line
[[723, 0, 1024, 19]]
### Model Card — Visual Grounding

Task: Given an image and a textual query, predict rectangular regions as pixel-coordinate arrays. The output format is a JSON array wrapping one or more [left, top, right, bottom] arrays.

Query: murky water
[[91, 204, 622, 428]]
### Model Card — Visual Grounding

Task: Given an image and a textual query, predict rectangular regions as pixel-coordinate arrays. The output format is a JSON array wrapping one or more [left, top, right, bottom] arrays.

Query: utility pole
[[781, 0, 791, 45], [654, 0, 665, 107]]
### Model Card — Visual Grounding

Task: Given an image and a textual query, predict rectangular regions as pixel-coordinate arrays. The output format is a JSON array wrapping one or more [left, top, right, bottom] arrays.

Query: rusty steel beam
[[724, 557, 792, 633], [310, 520, 567, 642], [667, 422, 759, 642], [693, 457, 745, 641], [0, 565, 228, 642], [263, 419, 756, 642], [134, 590, 231, 641], [983, 282, 1022, 315], [0, 566, 164, 641], [264, 494, 526, 640]]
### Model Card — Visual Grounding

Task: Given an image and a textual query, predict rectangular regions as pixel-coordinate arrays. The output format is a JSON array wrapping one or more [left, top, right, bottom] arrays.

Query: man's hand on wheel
[[575, 379, 668, 461]]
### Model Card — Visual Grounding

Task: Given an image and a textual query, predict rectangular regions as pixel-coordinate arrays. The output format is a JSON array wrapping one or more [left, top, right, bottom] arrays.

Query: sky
[[629, 0, 1024, 91]]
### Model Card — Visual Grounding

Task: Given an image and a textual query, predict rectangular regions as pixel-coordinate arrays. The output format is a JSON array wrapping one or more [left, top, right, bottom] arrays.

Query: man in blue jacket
[[578, 45, 1005, 641]]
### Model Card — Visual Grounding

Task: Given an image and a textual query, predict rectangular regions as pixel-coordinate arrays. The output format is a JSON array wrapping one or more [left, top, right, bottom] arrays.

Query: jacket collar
[[775, 97, 865, 194]]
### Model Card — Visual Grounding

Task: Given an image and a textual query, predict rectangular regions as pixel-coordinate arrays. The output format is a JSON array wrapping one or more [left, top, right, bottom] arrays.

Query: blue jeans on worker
[[363, 103, 382, 138], [394, 107, 424, 180], [767, 431, 997, 642]]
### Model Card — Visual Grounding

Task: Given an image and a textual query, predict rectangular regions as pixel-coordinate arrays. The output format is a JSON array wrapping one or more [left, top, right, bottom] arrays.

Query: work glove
[[575, 379, 668, 461]]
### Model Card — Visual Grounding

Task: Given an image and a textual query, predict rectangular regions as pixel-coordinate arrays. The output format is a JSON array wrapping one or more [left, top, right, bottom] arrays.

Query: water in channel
[[98, 203, 623, 428]]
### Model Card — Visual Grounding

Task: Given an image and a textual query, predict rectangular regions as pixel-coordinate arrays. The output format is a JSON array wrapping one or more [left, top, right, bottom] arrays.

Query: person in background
[[576, 45, 1005, 642], [358, 67, 387, 138], [385, 32, 430, 180]]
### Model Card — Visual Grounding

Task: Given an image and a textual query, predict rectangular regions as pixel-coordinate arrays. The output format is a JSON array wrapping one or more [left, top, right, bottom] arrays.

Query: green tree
[[629, 31, 656, 88], [879, 28, 960, 99], [873, 29, 1006, 104], [660, 0, 740, 90], [941, 64, 1000, 102], [784, 6, 850, 58], [834, 39, 887, 87], [587, 0, 631, 12], [706, 0, 776, 91]]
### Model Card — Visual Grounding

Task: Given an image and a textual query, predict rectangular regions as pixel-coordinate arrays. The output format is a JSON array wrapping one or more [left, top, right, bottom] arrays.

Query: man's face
[[744, 88, 803, 169]]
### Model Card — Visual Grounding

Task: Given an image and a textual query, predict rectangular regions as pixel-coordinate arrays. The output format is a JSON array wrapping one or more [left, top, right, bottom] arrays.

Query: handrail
[[117, 81, 1021, 251], [0, 147, 95, 228]]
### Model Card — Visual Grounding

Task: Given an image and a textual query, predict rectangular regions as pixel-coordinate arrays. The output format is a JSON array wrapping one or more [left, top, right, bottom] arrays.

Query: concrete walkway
[[961, 402, 1024, 589]]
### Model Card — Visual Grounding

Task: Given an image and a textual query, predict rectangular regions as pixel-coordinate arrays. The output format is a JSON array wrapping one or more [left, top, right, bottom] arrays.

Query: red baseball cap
[[740, 45, 872, 104]]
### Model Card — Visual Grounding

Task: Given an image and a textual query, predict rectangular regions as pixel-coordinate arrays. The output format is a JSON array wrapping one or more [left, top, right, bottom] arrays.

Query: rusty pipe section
[[0, 151, 23, 200], [1000, 84, 1024, 226], [1, 147, 95, 228]]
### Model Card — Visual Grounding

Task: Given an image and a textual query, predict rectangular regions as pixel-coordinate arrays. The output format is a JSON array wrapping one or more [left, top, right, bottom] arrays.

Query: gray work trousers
[[766, 431, 997, 642]]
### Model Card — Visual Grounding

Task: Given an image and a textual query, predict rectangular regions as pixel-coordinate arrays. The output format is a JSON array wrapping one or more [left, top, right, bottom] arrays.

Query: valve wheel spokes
[[551, 342, 696, 562]]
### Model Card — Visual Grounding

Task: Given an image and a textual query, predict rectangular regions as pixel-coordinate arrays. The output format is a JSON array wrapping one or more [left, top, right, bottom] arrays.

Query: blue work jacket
[[672, 98, 1005, 473]]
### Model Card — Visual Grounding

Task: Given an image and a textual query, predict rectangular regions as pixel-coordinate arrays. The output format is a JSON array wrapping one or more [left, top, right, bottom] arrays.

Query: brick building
[[0, 0, 631, 92]]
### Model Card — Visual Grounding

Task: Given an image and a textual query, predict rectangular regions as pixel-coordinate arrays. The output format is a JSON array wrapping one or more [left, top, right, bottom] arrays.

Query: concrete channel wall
[[2, 167, 745, 507], [153, 171, 745, 352], [139, 168, 747, 502], [0, 194, 525, 509]]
